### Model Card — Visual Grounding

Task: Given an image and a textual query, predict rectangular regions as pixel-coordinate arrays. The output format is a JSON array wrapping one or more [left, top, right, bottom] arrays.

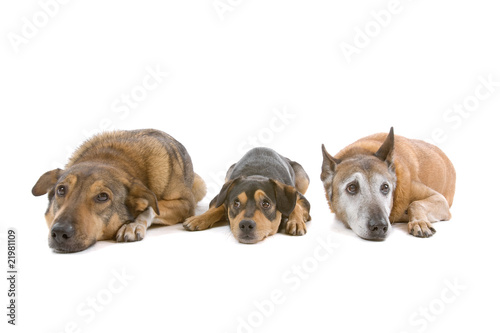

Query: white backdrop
[[1, 1, 499, 332]]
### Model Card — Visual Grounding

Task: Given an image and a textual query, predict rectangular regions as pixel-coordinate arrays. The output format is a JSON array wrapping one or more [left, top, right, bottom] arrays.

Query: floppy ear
[[126, 180, 159, 216], [214, 177, 241, 208], [270, 179, 297, 217], [321, 144, 341, 183], [374, 127, 395, 167], [32, 169, 62, 196]]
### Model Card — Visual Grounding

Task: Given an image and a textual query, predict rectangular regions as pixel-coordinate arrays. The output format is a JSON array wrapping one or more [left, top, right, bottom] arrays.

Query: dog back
[[228, 147, 295, 186]]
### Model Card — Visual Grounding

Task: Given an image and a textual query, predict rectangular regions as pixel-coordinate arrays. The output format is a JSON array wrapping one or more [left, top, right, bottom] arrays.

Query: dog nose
[[239, 220, 256, 233], [368, 219, 388, 238], [51, 222, 75, 243]]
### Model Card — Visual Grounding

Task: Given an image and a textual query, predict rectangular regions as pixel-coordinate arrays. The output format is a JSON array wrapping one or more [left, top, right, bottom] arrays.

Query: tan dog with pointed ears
[[321, 128, 455, 240]]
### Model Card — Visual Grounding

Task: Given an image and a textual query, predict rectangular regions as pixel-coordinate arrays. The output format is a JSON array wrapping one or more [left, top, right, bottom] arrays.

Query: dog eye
[[380, 183, 390, 195], [56, 185, 66, 197], [95, 193, 109, 203], [261, 200, 271, 209], [233, 199, 240, 208], [346, 183, 358, 195]]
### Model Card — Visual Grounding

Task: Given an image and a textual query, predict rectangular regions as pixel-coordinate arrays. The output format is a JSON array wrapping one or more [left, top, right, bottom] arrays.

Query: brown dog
[[321, 128, 455, 240], [183, 147, 311, 243], [32, 129, 206, 252]]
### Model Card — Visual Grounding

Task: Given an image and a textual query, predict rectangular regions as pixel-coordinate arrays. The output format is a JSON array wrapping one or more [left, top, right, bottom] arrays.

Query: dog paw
[[115, 222, 146, 242], [408, 221, 436, 238], [286, 218, 307, 236], [183, 216, 210, 231]]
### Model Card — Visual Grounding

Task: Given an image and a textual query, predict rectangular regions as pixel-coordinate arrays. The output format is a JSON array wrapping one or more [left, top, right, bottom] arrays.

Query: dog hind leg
[[289, 161, 310, 194], [192, 173, 207, 203], [153, 198, 197, 226]]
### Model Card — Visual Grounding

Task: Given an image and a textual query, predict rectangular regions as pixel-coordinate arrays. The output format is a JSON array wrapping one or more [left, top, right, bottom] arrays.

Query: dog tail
[[192, 173, 207, 203]]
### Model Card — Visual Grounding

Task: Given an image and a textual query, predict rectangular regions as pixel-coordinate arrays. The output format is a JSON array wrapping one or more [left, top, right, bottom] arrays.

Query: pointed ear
[[126, 180, 159, 216], [321, 144, 340, 183], [214, 177, 241, 208], [375, 127, 395, 165], [32, 169, 62, 196], [270, 179, 297, 217]]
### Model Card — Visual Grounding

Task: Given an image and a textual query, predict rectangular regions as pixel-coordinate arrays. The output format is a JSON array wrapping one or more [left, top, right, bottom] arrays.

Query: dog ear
[[321, 144, 341, 182], [375, 127, 395, 166], [126, 180, 159, 216], [214, 177, 241, 208], [32, 169, 62, 196], [270, 179, 297, 217]]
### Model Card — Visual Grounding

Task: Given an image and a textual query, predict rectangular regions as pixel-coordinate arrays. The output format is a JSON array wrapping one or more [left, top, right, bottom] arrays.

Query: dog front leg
[[407, 182, 452, 238], [285, 193, 311, 236], [116, 206, 156, 242], [183, 205, 226, 231]]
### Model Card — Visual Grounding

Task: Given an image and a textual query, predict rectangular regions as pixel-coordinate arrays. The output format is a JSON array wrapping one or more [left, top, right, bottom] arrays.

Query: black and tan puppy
[[183, 147, 311, 244], [32, 129, 206, 253]]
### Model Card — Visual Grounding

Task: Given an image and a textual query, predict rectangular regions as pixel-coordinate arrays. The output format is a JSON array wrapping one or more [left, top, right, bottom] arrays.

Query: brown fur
[[32, 129, 206, 252], [321, 128, 455, 238]]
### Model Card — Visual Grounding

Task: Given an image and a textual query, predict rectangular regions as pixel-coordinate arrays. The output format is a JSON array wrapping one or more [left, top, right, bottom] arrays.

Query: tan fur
[[292, 166, 310, 195], [237, 192, 248, 205], [252, 190, 282, 238], [101, 213, 125, 240], [286, 196, 310, 236], [182, 205, 227, 231], [192, 173, 207, 203], [32, 129, 206, 252], [253, 190, 267, 202]]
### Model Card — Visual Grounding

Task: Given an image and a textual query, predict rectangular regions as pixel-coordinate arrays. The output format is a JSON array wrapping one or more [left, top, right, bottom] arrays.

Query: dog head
[[321, 128, 397, 240], [32, 163, 159, 253], [212, 176, 297, 244]]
